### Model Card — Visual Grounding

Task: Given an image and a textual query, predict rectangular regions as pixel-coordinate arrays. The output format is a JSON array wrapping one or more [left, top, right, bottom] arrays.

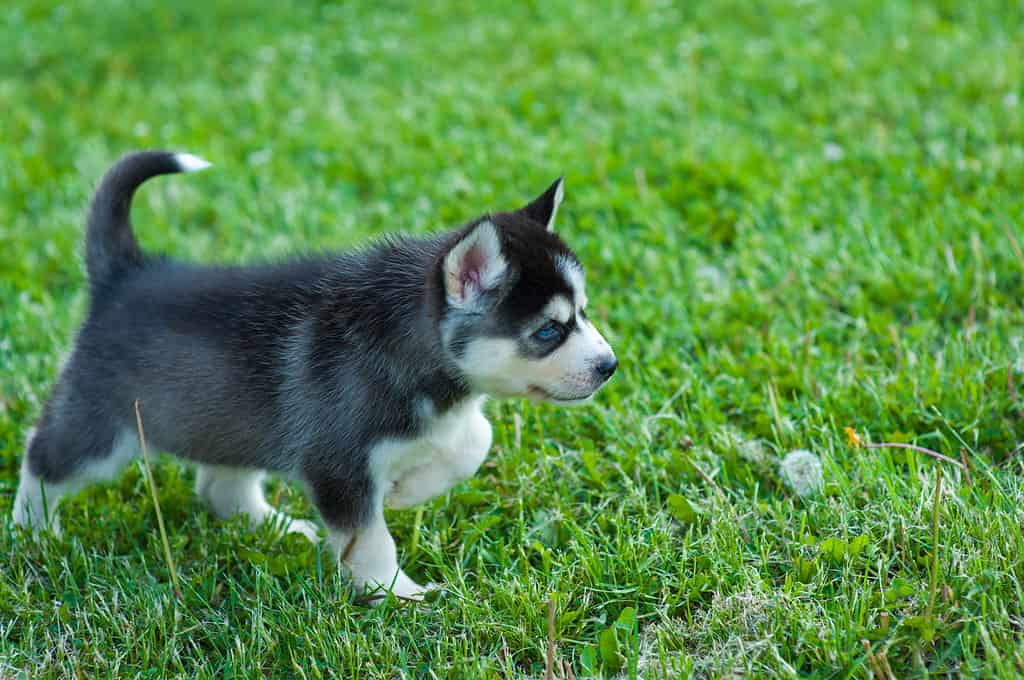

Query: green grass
[[2, 0, 1023, 676]]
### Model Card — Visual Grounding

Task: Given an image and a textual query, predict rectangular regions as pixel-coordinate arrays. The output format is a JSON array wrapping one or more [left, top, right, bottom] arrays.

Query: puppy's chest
[[370, 397, 492, 483]]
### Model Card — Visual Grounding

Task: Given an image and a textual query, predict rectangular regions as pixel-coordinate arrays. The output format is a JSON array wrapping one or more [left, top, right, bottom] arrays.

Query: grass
[[1, 0, 1023, 676]]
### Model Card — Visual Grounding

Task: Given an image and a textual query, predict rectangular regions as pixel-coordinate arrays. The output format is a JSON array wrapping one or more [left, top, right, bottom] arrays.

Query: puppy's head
[[439, 179, 617, 404]]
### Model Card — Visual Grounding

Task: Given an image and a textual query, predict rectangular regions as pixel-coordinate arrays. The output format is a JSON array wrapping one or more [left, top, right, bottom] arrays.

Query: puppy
[[12, 151, 617, 600]]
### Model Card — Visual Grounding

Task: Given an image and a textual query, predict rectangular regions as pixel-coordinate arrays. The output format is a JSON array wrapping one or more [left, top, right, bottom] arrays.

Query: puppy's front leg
[[386, 409, 492, 509], [327, 513, 426, 602], [309, 469, 426, 602], [385, 450, 487, 509]]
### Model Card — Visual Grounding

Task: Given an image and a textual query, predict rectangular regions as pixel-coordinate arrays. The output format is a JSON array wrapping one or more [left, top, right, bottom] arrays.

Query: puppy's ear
[[518, 177, 564, 231], [444, 220, 508, 307]]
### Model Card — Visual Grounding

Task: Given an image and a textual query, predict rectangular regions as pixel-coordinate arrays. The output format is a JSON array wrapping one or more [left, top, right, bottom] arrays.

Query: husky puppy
[[12, 151, 617, 600]]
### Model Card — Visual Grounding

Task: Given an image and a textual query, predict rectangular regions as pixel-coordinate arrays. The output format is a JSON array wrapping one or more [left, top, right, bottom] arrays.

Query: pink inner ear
[[459, 246, 486, 293]]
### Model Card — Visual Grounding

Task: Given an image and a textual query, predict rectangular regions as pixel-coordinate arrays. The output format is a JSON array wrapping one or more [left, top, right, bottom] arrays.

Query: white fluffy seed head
[[780, 449, 824, 497]]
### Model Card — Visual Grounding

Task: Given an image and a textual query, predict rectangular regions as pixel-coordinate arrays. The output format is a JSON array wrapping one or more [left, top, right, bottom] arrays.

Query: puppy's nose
[[595, 355, 618, 380]]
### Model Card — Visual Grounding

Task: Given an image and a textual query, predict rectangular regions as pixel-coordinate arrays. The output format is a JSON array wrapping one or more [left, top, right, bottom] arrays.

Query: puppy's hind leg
[[13, 422, 138, 536], [12, 430, 62, 534], [194, 465, 319, 542]]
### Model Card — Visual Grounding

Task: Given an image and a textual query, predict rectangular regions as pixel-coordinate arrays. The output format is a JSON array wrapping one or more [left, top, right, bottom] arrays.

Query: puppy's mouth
[[527, 385, 595, 406]]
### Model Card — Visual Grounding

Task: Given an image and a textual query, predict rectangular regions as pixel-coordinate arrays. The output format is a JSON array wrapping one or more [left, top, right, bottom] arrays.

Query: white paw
[[391, 571, 429, 600], [11, 515, 61, 540], [262, 512, 320, 542], [12, 501, 61, 538], [359, 570, 431, 605], [284, 518, 321, 542]]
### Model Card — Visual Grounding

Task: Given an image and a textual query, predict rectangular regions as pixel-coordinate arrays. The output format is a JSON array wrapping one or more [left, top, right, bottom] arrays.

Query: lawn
[[2, 0, 1023, 677]]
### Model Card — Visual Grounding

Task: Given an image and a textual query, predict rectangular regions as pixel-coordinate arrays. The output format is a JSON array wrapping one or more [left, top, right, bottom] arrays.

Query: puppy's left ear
[[518, 177, 564, 232], [444, 220, 508, 308]]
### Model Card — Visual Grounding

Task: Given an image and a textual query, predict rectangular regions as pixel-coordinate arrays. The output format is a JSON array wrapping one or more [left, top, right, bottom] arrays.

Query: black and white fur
[[12, 151, 617, 601]]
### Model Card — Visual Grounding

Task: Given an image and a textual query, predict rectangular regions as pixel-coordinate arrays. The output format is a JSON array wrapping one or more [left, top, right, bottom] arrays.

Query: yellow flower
[[843, 427, 862, 448]]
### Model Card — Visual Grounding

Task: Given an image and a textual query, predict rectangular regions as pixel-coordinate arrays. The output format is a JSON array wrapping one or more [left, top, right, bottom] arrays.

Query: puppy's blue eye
[[533, 322, 563, 342]]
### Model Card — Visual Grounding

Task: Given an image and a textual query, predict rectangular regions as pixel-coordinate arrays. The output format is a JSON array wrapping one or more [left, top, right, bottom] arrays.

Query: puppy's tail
[[85, 150, 211, 287]]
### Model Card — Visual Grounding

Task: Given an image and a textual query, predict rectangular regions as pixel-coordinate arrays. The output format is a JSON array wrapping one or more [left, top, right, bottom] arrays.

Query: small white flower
[[823, 143, 844, 162]]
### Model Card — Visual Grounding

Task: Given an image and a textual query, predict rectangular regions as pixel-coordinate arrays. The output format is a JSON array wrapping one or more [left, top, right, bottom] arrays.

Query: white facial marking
[[542, 295, 573, 324], [459, 314, 613, 404], [454, 249, 615, 405], [557, 256, 588, 311]]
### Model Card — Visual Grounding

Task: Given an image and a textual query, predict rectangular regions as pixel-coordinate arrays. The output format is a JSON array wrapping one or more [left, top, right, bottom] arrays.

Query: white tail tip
[[174, 153, 212, 173]]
